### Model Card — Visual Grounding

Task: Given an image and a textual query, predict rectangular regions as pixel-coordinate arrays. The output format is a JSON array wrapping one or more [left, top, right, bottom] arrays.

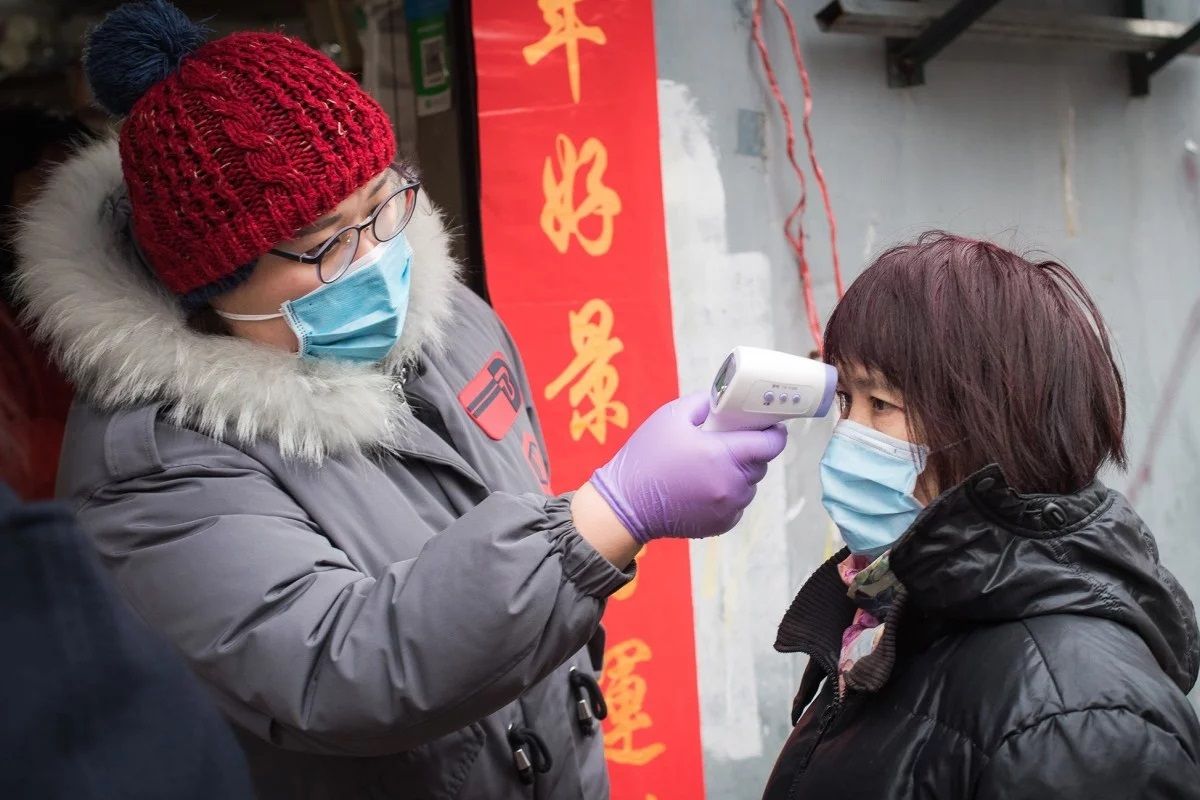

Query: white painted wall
[[655, 1, 1200, 796]]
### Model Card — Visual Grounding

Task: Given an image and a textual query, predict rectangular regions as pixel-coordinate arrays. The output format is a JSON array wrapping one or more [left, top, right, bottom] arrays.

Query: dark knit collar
[[775, 549, 853, 669], [775, 549, 910, 718]]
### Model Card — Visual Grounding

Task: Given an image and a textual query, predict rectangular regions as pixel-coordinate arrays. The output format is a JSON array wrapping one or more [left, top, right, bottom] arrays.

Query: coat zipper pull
[[512, 744, 534, 785], [576, 695, 597, 731], [569, 667, 608, 736], [508, 724, 552, 785]]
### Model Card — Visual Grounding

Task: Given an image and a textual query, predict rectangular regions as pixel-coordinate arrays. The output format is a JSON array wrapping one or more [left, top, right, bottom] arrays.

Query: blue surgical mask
[[820, 419, 929, 558], [217, 235, 412, 363]]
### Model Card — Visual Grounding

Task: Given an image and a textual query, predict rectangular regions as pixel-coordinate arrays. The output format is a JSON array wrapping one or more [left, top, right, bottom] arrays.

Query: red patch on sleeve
[[458, 352, 523, 440]]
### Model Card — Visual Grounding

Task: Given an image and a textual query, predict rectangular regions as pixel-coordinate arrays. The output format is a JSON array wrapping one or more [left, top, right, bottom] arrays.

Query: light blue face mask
[[820, 419, 930, 559], [217, 235, 412, 364]]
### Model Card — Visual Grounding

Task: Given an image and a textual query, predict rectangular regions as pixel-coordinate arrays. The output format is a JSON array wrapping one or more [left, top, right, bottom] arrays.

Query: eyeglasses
[[269, 173, 422, 284]]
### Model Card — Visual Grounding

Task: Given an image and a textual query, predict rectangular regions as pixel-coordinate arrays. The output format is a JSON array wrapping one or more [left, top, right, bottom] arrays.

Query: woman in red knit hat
[[14, 2, 787, 797]]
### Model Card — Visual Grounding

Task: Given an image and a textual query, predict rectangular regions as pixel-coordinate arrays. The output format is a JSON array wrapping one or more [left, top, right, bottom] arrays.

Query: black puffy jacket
[[764, 465, 1200, 800]]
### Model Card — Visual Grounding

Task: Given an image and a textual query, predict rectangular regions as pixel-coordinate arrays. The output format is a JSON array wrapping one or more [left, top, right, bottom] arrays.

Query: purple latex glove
[[590, 393, 788, 543]]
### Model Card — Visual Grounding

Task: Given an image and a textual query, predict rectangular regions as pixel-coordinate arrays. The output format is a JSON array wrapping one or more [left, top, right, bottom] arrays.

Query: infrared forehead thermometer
[[702, 346, 838, 432]]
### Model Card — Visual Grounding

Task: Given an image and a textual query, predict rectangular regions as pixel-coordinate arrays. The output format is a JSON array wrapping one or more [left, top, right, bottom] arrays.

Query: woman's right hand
[[587, 392, 788, 544]]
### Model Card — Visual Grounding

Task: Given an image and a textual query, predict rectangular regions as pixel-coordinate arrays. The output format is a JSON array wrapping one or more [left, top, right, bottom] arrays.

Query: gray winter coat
[[17, 140, 628, 799]]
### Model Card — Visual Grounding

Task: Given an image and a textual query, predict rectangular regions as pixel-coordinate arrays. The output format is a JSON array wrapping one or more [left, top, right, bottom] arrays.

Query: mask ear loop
[[925, 437, 969, 460], [126, 212, 273, 322], [914, 437, 970, 485], [214, 309, 285, 321]]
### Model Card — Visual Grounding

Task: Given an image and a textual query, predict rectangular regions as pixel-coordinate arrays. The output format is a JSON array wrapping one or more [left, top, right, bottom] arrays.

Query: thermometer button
[[762, 391, 775, 406]]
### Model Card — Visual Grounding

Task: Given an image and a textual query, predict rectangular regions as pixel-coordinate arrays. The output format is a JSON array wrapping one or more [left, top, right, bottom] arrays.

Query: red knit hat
[[84, 1, 397, 307]]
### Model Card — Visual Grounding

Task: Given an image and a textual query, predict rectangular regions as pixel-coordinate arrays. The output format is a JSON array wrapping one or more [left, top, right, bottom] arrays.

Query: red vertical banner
[[472, 1, 705, 797]]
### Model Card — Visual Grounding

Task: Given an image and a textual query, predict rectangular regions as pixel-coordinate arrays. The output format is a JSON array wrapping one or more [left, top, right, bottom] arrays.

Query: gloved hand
[[590, 393, 788, 544]]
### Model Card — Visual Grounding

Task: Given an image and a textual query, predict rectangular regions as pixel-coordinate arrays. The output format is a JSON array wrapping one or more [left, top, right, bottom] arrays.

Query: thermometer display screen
[[712, 352, 736, 404]]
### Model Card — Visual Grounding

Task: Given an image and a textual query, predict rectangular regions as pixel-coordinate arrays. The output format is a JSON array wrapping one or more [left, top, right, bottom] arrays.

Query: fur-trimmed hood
[[14, 138, 462, 462]]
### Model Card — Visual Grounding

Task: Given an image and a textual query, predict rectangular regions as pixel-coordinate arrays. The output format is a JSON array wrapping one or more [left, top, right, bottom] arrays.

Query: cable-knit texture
[[117, 31, 396, 298]]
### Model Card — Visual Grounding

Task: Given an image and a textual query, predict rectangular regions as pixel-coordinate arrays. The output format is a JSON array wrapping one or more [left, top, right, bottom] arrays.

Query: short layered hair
[[824, 231, 1126, 495]]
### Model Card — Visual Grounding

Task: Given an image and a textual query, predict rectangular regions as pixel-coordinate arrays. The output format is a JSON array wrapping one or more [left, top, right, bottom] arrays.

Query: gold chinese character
[[522, 0, 606, 103], [601, 638, 666, 766], [540, 134, 621, 257], [545, 299, 629, 444]]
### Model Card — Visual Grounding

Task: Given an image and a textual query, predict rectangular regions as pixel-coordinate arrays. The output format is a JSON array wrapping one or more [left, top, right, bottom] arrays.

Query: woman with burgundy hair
[[764, 232, 1200, 799]]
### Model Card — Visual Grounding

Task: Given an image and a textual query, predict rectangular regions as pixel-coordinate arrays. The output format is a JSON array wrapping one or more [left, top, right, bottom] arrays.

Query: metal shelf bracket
[[885, 0, 1004, 88], [1130, 17, 1200, 96]]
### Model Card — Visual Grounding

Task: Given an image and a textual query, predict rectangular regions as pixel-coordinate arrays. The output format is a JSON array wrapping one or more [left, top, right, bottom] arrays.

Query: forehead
[[835, 362, 895, 393]]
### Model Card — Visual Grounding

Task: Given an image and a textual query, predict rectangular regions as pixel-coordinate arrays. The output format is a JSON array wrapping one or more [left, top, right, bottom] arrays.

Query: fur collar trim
[[14, 139, 462, 462]]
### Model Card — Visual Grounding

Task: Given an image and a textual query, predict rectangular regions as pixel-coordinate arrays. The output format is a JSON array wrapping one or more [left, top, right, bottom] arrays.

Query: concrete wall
[[654, 1, 1200, 796]]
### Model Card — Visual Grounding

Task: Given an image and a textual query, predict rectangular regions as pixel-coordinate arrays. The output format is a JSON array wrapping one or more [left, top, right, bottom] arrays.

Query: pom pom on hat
[[84, 0, 208, 116]]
